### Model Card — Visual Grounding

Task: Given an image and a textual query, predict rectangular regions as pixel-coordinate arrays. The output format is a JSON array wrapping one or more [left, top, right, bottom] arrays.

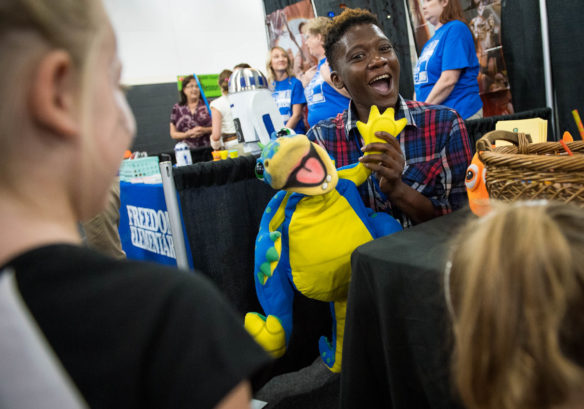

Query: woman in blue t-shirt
[[301, 17, 351, 127], [414, 0, 483, 120], [267, 46, 307, 135]]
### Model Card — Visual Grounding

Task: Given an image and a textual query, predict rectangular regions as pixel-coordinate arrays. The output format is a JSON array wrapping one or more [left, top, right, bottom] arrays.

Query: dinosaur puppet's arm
[[260, 190, 289, 233], [337, 162, 371, 187], [255, 190, 289, 285]]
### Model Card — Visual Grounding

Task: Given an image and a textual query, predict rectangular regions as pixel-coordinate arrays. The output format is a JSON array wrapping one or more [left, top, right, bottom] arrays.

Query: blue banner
[[119, 181, 193, 268]]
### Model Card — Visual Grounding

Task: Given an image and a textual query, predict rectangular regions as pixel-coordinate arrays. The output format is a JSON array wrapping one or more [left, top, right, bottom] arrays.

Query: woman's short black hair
[[324, 8, 380, 71]]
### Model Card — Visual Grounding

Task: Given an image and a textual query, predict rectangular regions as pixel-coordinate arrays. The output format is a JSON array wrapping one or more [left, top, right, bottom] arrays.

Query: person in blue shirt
[[266, 46, 307, 134], [414, 0, 483, 120], [301, 17, 351, 127]]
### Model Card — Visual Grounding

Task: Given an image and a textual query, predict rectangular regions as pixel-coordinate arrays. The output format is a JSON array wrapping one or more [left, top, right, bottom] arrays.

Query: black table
[[341, 208, 474, 409]]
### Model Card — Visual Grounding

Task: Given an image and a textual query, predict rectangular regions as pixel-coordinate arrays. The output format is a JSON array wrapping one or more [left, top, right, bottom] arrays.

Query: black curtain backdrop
[[501, 0, 583, 140], [173, 155, 276, 316], [501, 0, 546, 118], [126, 82, 180, 154], [547, 0, 584, 140]]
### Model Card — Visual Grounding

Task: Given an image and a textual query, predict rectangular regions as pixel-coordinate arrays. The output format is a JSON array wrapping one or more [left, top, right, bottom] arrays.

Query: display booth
[[117, 107, 558, 406], [113, 1, 582, 405]]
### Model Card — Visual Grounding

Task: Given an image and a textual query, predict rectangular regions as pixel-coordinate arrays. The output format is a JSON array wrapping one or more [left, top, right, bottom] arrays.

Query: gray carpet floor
[[255, 357, 340, 408]]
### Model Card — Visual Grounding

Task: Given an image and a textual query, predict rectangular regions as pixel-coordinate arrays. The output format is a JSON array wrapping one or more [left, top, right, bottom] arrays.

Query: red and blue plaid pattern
[[306, 97, 472, 228]]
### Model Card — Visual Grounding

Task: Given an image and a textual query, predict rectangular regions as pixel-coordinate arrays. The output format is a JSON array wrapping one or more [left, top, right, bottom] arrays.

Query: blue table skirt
[[118, 181, 192, 268]]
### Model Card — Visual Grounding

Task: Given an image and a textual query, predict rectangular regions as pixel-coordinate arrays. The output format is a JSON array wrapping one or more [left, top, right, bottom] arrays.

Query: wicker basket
[[119, 156, 160, 182], [476, 130, 584, 206]]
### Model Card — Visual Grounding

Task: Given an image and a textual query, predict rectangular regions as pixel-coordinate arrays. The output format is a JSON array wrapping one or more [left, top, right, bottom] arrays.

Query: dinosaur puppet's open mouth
[[284, 143, 327, 189]]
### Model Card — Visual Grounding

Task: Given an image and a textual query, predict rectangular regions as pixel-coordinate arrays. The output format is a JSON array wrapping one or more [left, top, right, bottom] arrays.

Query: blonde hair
[[0, 0, 102, 62], [0, 0, 111, 207], [0, 0, 113, 222], [302, 16, 331, 37], [266, 46, 293, 84], [0, 0, 106, 147], [448, 201, 584, 409]]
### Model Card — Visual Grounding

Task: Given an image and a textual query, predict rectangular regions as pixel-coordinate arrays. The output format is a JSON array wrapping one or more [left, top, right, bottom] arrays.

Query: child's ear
[[330, 70, 345, 90], [29, 50, 80, 139]]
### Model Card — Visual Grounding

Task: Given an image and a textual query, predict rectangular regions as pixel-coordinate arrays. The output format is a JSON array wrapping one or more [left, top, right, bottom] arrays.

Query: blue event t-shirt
[[414, 20, 482, 119], [272, 77, 307, 134], [304, 58, 350, 127]]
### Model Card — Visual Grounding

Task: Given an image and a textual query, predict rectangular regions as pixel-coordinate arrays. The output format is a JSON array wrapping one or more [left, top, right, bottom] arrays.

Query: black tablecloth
[[341, 208, 475, 409]]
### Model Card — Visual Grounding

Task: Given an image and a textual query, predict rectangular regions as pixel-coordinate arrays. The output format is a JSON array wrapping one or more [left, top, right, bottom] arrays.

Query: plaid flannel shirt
[[306, 96, 472, 228]]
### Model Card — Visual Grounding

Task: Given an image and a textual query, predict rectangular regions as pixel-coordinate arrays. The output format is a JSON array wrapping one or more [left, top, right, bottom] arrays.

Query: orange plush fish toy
[[466, 152, 490, 216]]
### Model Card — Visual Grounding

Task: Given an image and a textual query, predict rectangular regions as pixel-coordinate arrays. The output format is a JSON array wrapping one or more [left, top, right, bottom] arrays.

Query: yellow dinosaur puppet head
[[255, 134, 339, 196]]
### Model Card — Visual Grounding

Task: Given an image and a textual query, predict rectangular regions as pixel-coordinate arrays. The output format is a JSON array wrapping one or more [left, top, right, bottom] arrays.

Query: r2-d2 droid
[[229, 68, 285, 154]]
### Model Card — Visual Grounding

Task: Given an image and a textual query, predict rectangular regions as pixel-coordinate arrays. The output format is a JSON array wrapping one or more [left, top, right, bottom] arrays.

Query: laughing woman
[[267, 46, 307, 135]]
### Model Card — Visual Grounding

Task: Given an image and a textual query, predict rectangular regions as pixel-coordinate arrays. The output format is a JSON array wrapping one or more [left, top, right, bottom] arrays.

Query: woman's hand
[[300, 65, 317, 87], [210, 138, 222, 150], [189, 126, 206, 138], [358, 131, 405, 196]]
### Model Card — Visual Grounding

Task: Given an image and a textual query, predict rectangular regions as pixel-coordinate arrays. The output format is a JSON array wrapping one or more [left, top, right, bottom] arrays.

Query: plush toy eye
[[277, 127, 294, 137], [255, 161, 265, 180], [465, 164, 479, 190]]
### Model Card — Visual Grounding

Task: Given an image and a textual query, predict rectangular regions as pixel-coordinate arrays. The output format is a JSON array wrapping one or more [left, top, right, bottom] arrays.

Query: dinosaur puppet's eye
[[255, 161, 265, 180]]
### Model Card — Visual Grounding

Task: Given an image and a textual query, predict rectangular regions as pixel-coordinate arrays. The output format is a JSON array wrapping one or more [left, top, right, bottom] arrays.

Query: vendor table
[[341, 208, 474, 409]]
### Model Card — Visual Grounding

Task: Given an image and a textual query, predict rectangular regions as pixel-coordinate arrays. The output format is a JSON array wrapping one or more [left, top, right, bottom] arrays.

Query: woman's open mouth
[[368, 74, 393, 96]]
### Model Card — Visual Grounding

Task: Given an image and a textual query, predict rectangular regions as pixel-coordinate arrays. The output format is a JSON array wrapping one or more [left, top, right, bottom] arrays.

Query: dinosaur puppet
[[245, 106, 407, 372]]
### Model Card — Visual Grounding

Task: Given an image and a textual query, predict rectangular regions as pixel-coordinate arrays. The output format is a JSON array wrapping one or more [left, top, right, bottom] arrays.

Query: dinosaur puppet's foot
[[319, 336, 342, 373], [318, 300, 346, 373], [244, 312, 286, 358]]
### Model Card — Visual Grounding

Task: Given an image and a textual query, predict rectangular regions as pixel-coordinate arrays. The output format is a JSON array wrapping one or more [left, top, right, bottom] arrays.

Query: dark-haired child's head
[[324, 8, 380, 72], [325, 8, 401, 121], [218, 69, 232, 93], [233, 63, 251, 70]]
